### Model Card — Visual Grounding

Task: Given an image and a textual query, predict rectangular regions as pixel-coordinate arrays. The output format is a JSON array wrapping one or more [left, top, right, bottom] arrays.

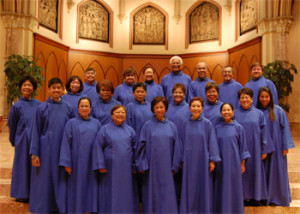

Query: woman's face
[[259, 91, 271, 108], [112, 107, 126, 125], [125, 74, 135, 86], [173, 88, 185, 104], [221, 104, 234, 123], [100, 86, 112, 102], [21, 80, 34, 98], [78, 99, 91, 119], [70, 78, 81, 94], [206, 87, 218, 103], [239, 93, 253, 110], [190, 100, 203, 119], [144, 68, 154, 82], [154, 101, 166, 121], [133, 86, 147, 103]]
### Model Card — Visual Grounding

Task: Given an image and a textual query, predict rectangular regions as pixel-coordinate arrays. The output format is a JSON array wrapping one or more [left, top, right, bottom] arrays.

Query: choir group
[[8, 56, 294, 213]]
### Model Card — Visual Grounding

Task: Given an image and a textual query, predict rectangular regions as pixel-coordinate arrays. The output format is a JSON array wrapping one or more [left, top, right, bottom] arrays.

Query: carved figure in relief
[[39, 0, 58, 31], [240, 0, 257, 33]]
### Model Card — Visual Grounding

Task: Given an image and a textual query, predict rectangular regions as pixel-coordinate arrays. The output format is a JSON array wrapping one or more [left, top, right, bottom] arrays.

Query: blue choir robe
[[91, 97, 121, 125], [8, 97, 41, 200], [261, 105, 295, 206], [136, 117, 182, 213], [144, 80, 164, 103], [61, 92, 87, 116], [113, 82, 135, 106], [92, 121, 139, 213], [188, 77, 215, 101], [219, 79, 243, 109], [235, 105, 271, 201], [203, 100, 223, 127], [180, 115, 221, 214], [82, 82, 98, 103], [126, 99, 153, 138], [160, 71, 191, 103], [29, 97, 74, 213], [59, 116, 101, 213], [245, 76, 279, 107], [165, 101, 190, 132], [214, 120, 251, 213]]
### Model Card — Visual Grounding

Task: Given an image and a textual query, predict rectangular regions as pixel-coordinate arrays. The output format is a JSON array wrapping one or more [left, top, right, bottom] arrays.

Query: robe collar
[[77, 115, 91, 121], [133, 99, 147, 105], [20, 96, 33, 101], [172, 100, 187, 107], [222, 79, 235, 84], [238, 104, 254, 111], [145, 80, 154, 85], [67, 91, 82, 96], [109, 120, 125, 127], [205, 99, 220, 106], [189, 113, 204, 121], [123, 82, 135, 87], [152, 115, 168, 123], [99, 97, 112, 104], [47, 97, 62, 104], [221, 119, 238, 126], [171, 70, 183, 76], [196, 76, 210, 82]]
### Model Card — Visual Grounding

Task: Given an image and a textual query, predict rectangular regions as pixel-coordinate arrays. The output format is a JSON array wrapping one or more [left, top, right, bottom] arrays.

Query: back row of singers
[[8, 74, 293, 213]]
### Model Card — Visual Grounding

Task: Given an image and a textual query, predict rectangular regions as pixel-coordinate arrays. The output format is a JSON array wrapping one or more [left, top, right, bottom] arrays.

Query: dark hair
[[205, 82, 219, 93], [238, 88, 253, 98], [143, 66, 155, 74], [250, 62, 263, 71], [133, 82, 147, 92], [151, 96, 168, 113], [123, 67, 137, 78], [96, 79, 114, 94], [172, 83, 186, 94], [110, 105, 126, 115], [48, 78, 63, 88], [85, 67, 96, 74], [78, 97, 91, 107], [257, 87, 276, 121], [18, 75, 38, 92], [65, 76, 83, 93], [220, 102, 234, 112], [189, 97, 204, 107]]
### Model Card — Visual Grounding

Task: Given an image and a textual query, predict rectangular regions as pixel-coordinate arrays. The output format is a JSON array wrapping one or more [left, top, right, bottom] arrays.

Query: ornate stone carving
[[240, 0, 257, 34], [39, 0, 58, 32]]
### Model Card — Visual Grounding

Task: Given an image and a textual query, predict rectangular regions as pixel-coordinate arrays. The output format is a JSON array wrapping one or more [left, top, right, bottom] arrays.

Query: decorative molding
[[257, 16, 293, 35], [173, 0, 181, 24], [118, 0, 127, 23], [34, 33, 69, 51], [0, 12, 38, 30], [227, 37, 261, 53], [67, 0, 76, 13]]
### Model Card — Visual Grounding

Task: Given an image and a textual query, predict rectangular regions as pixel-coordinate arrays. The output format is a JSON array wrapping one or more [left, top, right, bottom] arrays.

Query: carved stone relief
[[133, 6, 165, 44], [240, 0, 257, 34], [79, 1, 109, 42], [39, 0, 58, 32], [190, 2, 219, 43]]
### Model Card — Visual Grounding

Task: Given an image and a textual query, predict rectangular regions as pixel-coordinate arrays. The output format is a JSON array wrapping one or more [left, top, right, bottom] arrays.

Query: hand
[[31, 155, 40, 167], [132, 171, 137, 174], [261, 153, 267, 160], [172, 170, 177, 175], [283, 150, 288, 156], [209, 162, 215, 172], [99, 168, 107, 173], [241, 161, 246, 174], [65, 167, 72, 175], [140, 170, 145, 174]]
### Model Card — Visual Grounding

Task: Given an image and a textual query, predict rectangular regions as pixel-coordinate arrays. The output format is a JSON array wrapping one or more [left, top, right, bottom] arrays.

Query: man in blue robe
[[82, 67, 98, 103], [219, 66, 243, 109], [29, 78, 74, 213], [188, 62, 215, 101], [143, 67, 164, 103], [160, 56, 191, 103]]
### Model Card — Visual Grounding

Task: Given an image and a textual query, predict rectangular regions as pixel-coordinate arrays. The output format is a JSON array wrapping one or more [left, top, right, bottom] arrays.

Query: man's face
[[222, 67, 234, 83], [196, 62, 207, 79], [171, 58, 182, 74], [85, 70, 96, 83], [251, 65, 263, 80]]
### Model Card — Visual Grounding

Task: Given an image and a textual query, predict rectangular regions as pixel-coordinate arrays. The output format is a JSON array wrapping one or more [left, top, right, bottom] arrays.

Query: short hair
[[85, 67, 96, 74], [151, 96, 169, 113], [78, 97, 91, 107], [110, 105, 126, 115], [222, 65, 234, 73], [18, 75, 38, 92], [48, 78, 63, 88], [143, 66, 155, 74], [170, 56, 183, 65], [238, 88, 253, 98], [96, 79, 114, 94], [133, 82, 147, 92], [205, 82, 219, 93], [123, 67, 137, 78], [65, 76, 83, 93], [172, 83, 186, 94], [220, 102, 234, 112], [257, 87, 276, 121], [250, 62, 263, 71], [189, 97, 204, 108]]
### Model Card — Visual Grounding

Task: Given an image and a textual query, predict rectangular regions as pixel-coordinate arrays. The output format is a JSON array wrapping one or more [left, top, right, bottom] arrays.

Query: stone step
[[245, 200, 300, 213], [0, 197, 29, 213]]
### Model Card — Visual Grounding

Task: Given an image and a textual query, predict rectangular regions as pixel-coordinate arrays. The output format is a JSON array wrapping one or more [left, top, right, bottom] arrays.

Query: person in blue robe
[[257, 87, 295, 206], [188, 62, 215, 102], [143, 66, 164, 103], [8, 76, 41, 202], [93, 105, 139, 213], [136, 96, 182, 213], [59, 97, 101, 213], [180, 97, 221, 214], [113, 67, 136, 106], [61, 76, 87, 116], [160, 56, 191, 103], [235, 88, 273, 204], [29, 78, 74, 213], [91, 79, 121, 125], [214, 103, 251, 213], [82, 67, 98, 103], [218, 66, 243, 109], [203, 82, 223, 126], [244, 62, 278, 107]]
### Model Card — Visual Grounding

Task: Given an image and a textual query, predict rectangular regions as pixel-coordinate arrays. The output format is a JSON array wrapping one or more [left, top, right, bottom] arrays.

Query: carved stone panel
[[133, 6, 165, 44], [39, 0, 58, 32], [240, 0, 257, 34], [79, 0, 109, 42], [190, 2, 219, 43]]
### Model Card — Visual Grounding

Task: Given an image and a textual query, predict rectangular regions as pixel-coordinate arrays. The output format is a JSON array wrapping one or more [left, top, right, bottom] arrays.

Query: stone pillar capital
[[0, 12, 38, 31]]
